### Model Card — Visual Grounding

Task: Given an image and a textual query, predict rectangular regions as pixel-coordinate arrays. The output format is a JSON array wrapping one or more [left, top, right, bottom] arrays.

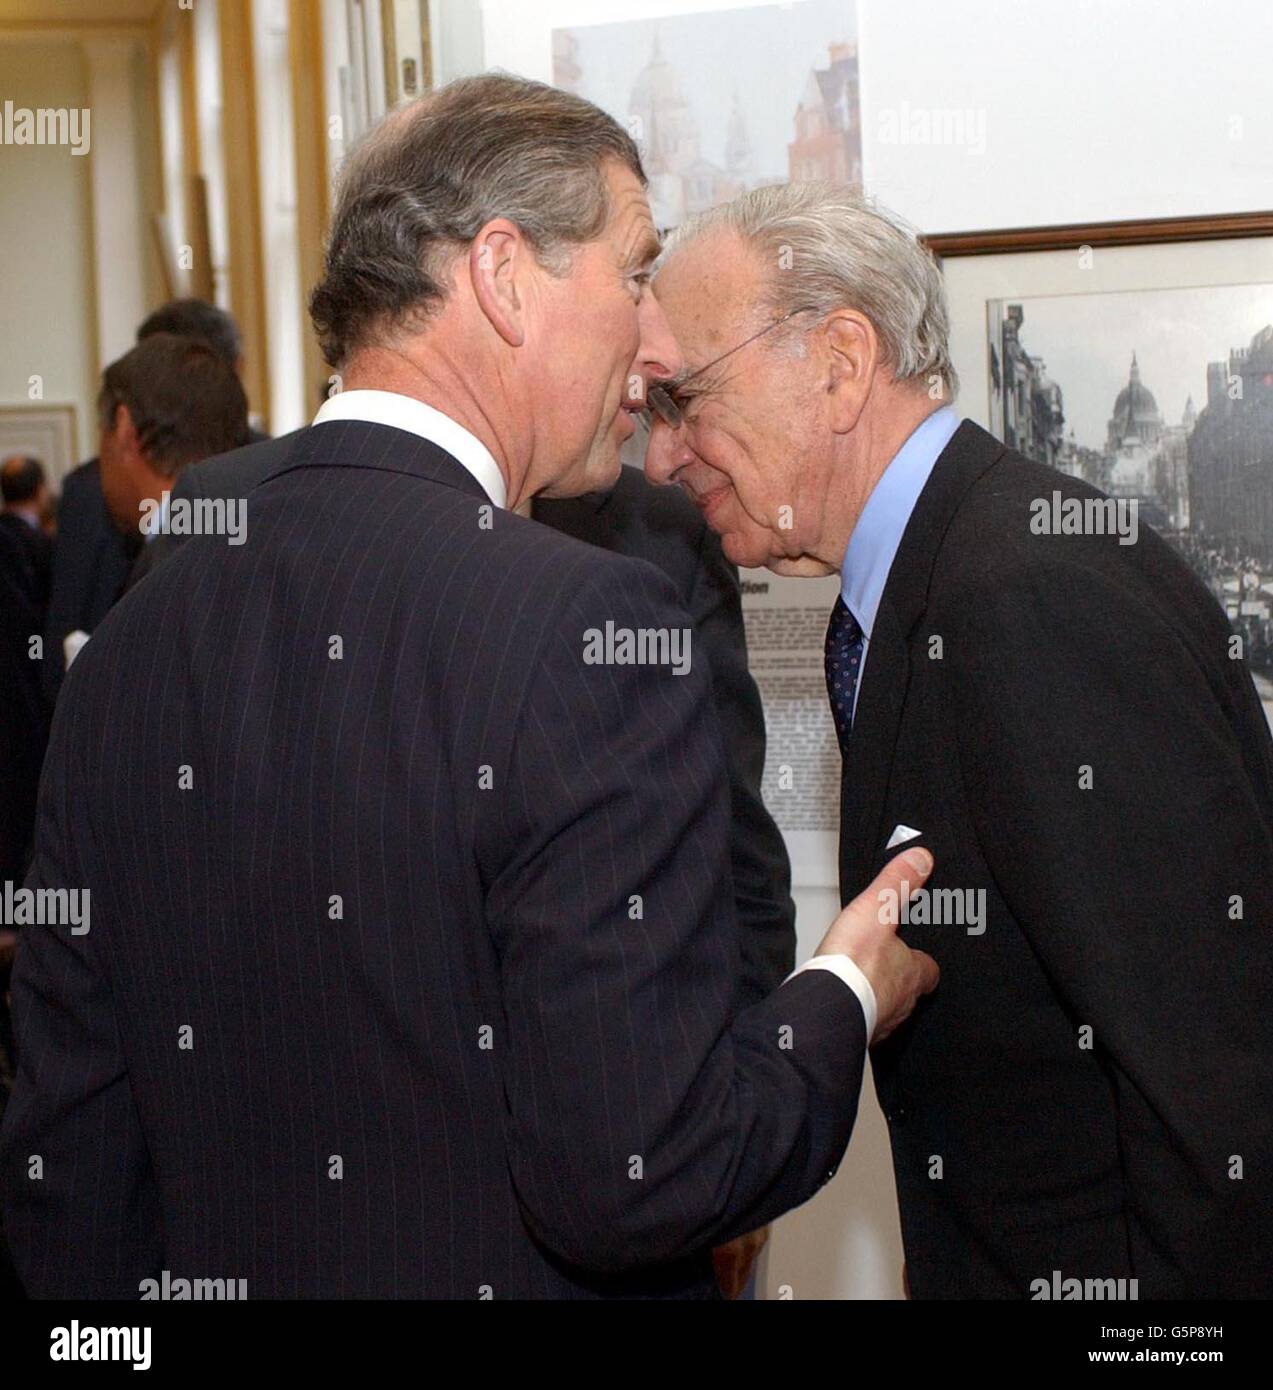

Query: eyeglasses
[[645, 305, 820, 429]]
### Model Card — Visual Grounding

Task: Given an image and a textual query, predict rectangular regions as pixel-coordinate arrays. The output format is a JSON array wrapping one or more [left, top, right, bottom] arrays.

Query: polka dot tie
[[825, 595, 864, 751]]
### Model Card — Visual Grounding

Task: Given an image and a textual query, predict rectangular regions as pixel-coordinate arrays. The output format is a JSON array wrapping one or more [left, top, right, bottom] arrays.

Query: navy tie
[[825, 595, 864, 750]]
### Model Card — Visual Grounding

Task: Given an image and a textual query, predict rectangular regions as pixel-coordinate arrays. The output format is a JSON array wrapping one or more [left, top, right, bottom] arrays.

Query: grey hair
[[664, 182, 957, 398], [310, 74, 644, 367]]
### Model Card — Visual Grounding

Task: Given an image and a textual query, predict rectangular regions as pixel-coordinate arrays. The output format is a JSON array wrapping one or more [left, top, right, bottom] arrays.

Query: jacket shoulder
[[175, 431, 304, 500], [932, 447, 1229, 643], [56, 458, 101, 506], [509, 500, 687, 614]]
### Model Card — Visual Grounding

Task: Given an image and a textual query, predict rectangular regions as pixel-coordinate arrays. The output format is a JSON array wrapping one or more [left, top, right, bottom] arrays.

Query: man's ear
[[823, 310, 878, 433], [469, 218, 528, 348], [113, 403, 141, 457], [116, 405, 164, 482]]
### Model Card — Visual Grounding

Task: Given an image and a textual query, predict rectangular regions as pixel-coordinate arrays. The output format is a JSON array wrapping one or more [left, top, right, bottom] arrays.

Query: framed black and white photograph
[[932, 214, 1273, 723]]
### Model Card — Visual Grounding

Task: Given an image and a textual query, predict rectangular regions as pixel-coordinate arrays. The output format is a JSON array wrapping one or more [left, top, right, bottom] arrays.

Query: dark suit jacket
[[47, 433, 268, 698], [843, 419, 1273, 1298], [0, 525, 47, 881], [151, 442, 796, 1012], [1, 421, 862, 1299], [0, 513, 52, 613], [536, 471, 795, 1009], [143, 430, 299, 573], [42, 460, 134, 706]]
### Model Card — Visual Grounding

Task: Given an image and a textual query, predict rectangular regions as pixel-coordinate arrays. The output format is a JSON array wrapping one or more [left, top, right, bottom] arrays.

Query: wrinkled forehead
[[601, 161, 659, 258], [654, 229, 769, 369]]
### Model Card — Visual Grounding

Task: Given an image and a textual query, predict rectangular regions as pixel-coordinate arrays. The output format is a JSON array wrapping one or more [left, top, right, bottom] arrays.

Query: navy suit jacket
[[151, 441, 797, 1012], [0, 525, 47, 880], [1, 422, 861, 1299], [42, 460, 134, 707]]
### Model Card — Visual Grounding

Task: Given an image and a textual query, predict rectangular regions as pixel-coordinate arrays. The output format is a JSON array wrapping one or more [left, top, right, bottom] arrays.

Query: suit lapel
[[839, 420, 1007, 897]]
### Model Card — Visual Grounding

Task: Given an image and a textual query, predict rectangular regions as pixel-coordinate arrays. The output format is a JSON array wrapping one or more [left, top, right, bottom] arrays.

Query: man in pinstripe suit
[[0, 76, 936, 1299]]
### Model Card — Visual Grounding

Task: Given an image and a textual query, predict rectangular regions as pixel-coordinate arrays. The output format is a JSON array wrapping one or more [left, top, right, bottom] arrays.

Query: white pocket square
[[886, 824, 923, 849]]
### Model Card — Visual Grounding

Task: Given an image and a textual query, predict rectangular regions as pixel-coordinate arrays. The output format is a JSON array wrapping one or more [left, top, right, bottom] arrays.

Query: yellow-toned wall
[[0, 41, 97, 469]]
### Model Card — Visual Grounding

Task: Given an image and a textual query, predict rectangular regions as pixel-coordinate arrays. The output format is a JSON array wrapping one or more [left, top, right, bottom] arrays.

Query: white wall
[[467, 0, 1273, 236], [0, 42, 97, 469], [434, 0, 1273, 1299], [858, 0, 1273, 233]]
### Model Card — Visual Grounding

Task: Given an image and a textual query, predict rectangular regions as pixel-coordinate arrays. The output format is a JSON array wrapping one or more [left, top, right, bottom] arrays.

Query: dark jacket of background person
[[845, 420, 1273, 1298], [42, 293, 263, 707], [0, 524, 48, 1288], [0, 422, 860, 1299], [537, 466, 795, 1008], [0, 516, 52, 615], [150, 440, 797, 1011], [0, 456, 53, 615], [0, 525, 47, 884], [120, 426, 268, 599], [41, 459, 135, 707]]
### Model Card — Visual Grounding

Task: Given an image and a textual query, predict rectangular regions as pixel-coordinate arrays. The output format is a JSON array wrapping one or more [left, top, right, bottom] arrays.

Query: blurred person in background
[[0, 456, 53, 613], [43, 300, 262, 706], [0, 521, 46, 886], [0, 487, 48, 1303], [94, 333, 250, 594]]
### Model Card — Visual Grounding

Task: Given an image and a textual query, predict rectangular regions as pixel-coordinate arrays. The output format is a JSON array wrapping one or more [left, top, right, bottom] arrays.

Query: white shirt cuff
[[786, 954, 877, 1040]]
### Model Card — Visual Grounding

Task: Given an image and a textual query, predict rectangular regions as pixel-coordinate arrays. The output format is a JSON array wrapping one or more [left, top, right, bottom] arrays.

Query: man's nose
[[637, 289, 684, 385], [643, 416, 692, 487]]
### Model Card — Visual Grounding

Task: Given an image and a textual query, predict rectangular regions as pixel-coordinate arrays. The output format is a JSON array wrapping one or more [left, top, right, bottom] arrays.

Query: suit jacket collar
[[871, 419, 1006, 641], [840, 419, 1006, 894], [256, 419, 494, 506]]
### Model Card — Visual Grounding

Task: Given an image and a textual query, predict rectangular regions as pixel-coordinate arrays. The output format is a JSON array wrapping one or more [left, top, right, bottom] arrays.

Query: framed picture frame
[[925, 211, 1273, 259], [0, 404, 79, 490], [925, 213, 1273, 446], [926, 211, 1273, 697]]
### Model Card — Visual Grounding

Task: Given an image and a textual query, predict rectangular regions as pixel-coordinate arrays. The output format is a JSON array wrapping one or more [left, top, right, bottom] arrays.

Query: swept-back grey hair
[[310, 74, 644, 367], [664, 182, 957, 398]]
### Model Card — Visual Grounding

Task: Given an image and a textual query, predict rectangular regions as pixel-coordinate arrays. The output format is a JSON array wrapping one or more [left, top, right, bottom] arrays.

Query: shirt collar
[[840, 405, 960, 639], [312, 389, 508, 509]]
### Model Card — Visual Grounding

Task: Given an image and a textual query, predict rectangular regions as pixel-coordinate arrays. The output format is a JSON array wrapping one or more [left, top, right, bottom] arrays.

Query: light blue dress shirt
[[787, 406, 961, 1032], [839, 405, 961, 717]]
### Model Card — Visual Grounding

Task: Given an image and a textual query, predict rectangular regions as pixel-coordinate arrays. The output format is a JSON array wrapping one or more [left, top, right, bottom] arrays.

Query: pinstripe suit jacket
[[0, 421, 864, 1299]]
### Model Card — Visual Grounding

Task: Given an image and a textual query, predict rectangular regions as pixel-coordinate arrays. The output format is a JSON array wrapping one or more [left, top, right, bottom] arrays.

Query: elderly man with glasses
[[645, 181, 1273, 1299]]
